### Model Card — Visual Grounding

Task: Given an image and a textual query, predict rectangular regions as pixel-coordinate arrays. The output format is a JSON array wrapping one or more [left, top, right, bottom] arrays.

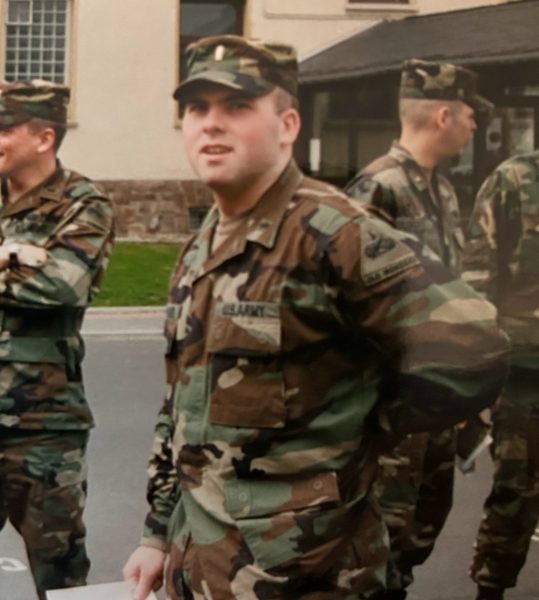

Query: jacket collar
[[388, 141, 438, 192], [187, 160, 303, 279], [1, 161, 66, 217]]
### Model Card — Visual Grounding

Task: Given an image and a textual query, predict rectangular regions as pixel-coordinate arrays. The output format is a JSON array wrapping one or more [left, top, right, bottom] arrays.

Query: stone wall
[[99, 179, 213, 242]]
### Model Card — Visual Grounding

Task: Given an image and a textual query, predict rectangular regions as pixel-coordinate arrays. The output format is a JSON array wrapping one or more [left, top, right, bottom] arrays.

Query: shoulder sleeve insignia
[[360, 220, 420, 287]]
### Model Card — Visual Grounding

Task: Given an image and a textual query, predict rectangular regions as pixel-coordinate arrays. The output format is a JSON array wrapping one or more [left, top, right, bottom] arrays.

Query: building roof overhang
[[299, 0, 539, 86]]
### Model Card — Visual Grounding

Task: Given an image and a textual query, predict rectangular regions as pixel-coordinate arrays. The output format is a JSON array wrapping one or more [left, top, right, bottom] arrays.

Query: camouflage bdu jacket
[[345, 142, 464, 273], [0, 165, 114, 430], [143, 162, 508, 598], [463, 150, 539, 399]]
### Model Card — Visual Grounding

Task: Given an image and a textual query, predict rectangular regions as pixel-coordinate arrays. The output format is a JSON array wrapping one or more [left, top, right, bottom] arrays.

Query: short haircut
[[273, 87, 299, 113], [399, 98, 464, 129], [27, 118, 67, 151]]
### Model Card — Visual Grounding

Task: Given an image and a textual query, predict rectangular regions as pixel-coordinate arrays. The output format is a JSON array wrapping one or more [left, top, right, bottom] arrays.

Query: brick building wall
[[99, 180, 214, 242]]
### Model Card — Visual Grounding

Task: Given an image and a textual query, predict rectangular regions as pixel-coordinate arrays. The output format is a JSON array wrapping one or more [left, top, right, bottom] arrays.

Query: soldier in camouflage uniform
[[123, 37, 508, 600], [0, 81, 114, 599], [463, 151, 539, 600], [345, 59, 494, 599]]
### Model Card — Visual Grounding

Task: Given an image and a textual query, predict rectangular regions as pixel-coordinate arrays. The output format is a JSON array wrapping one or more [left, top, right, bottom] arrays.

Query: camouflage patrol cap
[[0, 79, 70, 128], [173, 35, 298, 101], [400, 59, 493, 112]]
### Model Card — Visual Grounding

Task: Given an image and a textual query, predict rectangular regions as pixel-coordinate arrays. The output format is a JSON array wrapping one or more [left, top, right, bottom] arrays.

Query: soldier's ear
[[279, 108, 301, 145], [36, 126, 56, 154], [435, 105, 452, 130]]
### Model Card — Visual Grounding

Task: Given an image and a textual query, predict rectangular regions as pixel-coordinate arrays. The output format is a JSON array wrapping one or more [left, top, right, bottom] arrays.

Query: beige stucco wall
[[60, 0, 193, 181], [248, 0, 512, 58], [57, 0, 513, 182], [248, 1, 379, 58], [418, 0, 511, 14]]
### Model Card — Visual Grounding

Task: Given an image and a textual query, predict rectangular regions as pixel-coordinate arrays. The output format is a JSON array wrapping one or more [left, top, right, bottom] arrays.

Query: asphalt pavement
[[0, 308, 537, 599]]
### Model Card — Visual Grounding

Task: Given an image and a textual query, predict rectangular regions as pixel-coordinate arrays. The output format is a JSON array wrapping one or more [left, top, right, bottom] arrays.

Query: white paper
[[46, 581, 157, 600], [457, 433, 494, 474]]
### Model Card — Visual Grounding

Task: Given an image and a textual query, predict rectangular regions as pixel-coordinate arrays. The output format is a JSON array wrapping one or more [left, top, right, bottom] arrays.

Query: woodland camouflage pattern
[[0, 163, 113, 599], [0, 165, 114, 430], [174, 35, 298, 102], [0, 430, 89, 597], [346, 140, 463, 592], [0, 80, 70, 127], [141, 161, 508, 599], [462, 150, 539, 376], [399, 59, 493, 112], [345, 142, 464, 274], [464, 151, 539, 592]]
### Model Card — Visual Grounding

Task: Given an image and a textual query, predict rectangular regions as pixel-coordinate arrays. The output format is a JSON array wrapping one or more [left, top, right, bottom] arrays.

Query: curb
[[87, 306, 165, 316]]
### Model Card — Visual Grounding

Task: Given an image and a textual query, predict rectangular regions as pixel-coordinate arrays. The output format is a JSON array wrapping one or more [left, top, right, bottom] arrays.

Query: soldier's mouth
[[202, 145, 231, 155]]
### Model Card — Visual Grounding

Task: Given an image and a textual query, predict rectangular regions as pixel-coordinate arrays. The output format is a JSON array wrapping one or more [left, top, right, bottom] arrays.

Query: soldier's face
[[0, 122, 42, 179], [182, 84, 299, 202], [445, 103, 477, 156]]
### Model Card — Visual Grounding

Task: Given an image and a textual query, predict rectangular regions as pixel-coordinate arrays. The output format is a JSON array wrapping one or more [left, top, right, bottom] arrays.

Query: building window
[[4, 0, 69, 83], [179, 0, 244, 82]]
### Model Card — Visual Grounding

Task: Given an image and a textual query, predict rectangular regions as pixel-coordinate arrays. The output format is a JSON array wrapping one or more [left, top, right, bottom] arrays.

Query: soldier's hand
[[0, 242, 47, 269], [123, 545, 165, 600], [17, 244, 48, 267]]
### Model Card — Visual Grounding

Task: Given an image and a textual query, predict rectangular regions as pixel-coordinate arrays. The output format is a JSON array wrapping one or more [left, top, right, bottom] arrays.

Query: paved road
[[0, 310, 537, 599]]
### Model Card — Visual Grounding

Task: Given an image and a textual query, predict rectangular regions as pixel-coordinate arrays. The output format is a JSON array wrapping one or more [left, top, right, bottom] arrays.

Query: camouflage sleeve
[[461, 169, 502, 301], [141, 394, 177, 550], [336, 212, 509, 434], [346, 173, 398, 220], [140, 246, 196, 549], [0, 196, 114, 307]]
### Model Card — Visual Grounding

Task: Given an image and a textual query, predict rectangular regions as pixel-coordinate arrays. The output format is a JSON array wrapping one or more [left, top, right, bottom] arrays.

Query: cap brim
[[173, 70, 273, 101], [0, 112, 30, 129], [466, 94, 494, 113]]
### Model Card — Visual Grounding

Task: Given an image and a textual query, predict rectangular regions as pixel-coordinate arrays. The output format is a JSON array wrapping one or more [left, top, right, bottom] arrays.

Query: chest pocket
[[207, 302, 286, 429]]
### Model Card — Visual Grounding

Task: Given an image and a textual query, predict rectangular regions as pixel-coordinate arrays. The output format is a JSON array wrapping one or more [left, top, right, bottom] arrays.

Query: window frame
[[0, 0, 78, 124], [346, 0, 416, 13], [347, 0, 409, 3], [175, 0, 246, 126], [6, 0, 32, 25]]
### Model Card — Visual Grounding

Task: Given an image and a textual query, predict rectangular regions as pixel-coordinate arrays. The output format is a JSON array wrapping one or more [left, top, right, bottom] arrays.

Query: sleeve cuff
[[139, 536, 169, 552]]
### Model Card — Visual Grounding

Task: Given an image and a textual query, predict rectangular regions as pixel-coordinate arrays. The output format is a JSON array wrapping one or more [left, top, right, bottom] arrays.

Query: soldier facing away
[[463, 151, 539, 600], [123, 36, 508, 600], [0, 81, 114, 599], [345, 59, 493, 600]]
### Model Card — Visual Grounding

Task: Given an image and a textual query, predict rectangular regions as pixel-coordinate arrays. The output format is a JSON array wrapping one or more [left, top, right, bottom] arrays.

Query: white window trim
[[0, 0, 78, 125], [346, 0, 417, 15]]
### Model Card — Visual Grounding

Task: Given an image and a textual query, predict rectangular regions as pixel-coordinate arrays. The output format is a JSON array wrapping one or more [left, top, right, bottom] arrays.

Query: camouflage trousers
[[0, 429, 90, 600], [374, 428, 456, 590], [470, 373, 539, 591]]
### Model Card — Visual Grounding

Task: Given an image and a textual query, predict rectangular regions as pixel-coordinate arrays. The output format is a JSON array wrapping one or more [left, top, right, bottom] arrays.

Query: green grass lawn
[[93, 242, 182, 307]]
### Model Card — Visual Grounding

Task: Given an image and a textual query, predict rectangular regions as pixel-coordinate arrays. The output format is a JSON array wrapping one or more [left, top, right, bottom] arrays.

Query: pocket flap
[[224, 472, 340, 519]]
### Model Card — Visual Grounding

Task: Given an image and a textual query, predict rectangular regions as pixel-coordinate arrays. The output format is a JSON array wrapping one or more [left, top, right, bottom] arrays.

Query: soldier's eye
[[229, 100, 251, 111], [185, 102, 206, 114]]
